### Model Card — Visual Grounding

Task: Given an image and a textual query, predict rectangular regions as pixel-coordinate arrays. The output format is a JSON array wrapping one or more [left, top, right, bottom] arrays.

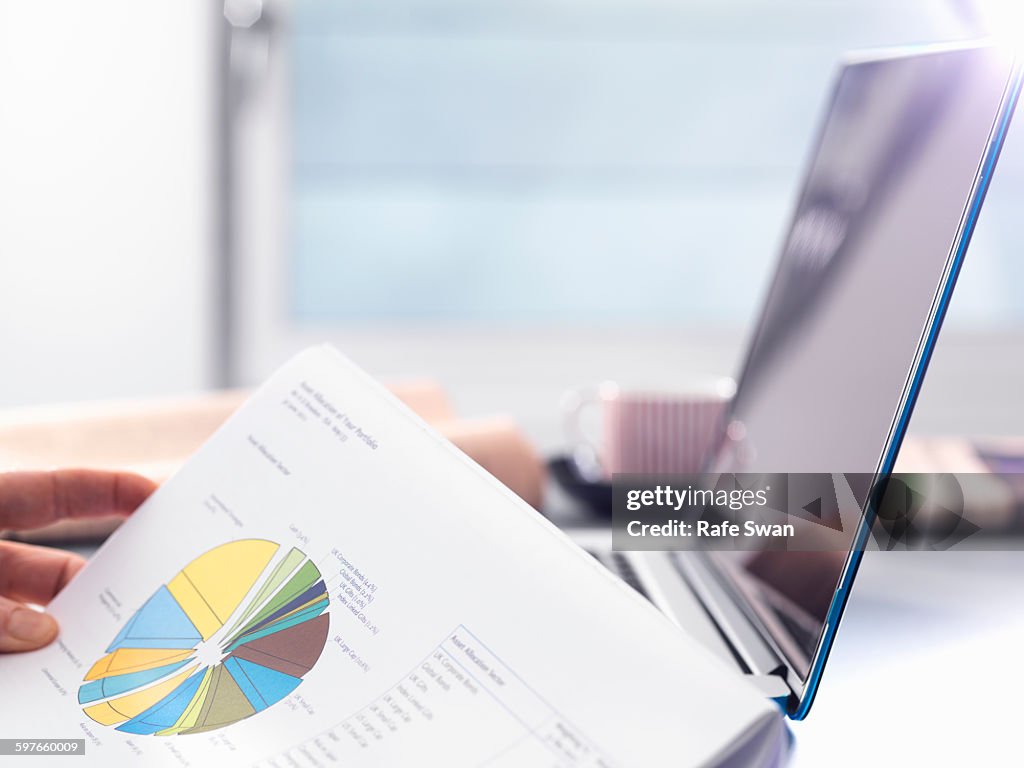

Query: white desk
[[789, 549, 1024, 766]]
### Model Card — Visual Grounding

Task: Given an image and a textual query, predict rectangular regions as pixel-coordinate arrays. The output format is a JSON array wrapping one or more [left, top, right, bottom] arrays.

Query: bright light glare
[[977, 0, 1024, 52]]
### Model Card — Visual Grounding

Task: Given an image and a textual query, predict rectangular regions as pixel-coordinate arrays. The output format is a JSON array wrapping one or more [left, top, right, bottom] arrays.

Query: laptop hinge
[[668, 552, 799, 705], [744, 672, 792, 703]]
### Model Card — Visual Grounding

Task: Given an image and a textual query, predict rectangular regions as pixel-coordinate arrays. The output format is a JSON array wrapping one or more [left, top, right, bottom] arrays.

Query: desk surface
[[789, 548, 1024, 766]]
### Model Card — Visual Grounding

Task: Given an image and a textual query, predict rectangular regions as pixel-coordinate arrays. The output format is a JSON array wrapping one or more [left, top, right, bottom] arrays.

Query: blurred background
[[3, 3, 1024, 764], [1, 0, 1024, 451]]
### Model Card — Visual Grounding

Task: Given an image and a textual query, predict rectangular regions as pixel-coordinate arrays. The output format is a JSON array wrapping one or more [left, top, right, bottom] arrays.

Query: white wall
[[0, 1, 217, 407]]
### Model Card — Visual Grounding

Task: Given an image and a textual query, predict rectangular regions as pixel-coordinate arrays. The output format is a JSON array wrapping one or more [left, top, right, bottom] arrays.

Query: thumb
[[0, 597, 58, 652]]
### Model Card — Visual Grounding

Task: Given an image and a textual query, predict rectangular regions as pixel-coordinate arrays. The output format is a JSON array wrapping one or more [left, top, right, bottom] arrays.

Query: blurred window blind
[[287, 0, 1022, 328]]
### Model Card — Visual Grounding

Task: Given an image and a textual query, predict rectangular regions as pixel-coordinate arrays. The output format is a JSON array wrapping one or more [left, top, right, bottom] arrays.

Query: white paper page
[[0, 347, 777, 767]]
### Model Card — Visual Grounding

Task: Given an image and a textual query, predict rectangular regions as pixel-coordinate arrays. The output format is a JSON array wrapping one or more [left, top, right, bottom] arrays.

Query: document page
[[0, 347, 777, 766]]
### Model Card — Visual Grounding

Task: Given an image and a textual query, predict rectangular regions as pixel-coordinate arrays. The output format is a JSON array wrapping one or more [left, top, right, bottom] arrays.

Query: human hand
[[0, 470, 156, 652]]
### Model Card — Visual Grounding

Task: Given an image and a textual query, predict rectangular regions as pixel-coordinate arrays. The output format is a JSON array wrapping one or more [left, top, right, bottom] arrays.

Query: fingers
[[0, 540, 86, 653], [0, 540, 86, 605], [0, 595, 58, 652], [0, 470, 153, 653], [0, 469, 156, 531]]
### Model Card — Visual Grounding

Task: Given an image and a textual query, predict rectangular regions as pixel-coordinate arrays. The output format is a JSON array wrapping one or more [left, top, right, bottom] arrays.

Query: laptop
[[570, 41, 1023, 720]]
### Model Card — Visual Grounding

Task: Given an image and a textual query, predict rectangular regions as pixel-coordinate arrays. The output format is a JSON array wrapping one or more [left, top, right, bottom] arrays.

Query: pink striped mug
[[562, 380, 734, 480]]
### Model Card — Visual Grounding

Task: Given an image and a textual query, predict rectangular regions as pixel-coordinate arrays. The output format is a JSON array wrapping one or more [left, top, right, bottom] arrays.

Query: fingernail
[[9, 608, 57, 644]]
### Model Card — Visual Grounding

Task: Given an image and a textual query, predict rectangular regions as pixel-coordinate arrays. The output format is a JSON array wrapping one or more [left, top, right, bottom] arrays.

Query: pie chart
[[79, 539, 330, 736]]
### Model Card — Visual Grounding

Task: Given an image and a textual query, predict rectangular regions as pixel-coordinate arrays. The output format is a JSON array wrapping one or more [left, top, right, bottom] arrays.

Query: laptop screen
[[705, 45, 1017, 682]]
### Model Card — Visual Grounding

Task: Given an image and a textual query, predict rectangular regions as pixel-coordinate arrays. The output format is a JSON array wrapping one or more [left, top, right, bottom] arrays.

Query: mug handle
[[560, 382, 618, 482]]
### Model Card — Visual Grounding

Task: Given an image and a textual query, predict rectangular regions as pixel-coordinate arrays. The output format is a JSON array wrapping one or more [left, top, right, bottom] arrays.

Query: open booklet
[[0, 347, 787, 766]]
